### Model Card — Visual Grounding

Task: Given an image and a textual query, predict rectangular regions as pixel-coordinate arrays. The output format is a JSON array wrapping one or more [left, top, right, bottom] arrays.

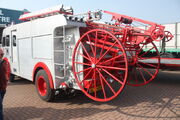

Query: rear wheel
[[35, 70, 55, 102], [127, 42, 160, 86], [160, 53, 174, 58]]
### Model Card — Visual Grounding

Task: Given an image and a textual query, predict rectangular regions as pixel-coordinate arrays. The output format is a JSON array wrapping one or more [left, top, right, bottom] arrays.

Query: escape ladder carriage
[[71, 10, 173, 102]]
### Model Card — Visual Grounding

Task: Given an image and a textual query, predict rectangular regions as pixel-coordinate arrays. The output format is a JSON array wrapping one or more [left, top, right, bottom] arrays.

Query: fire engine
[[0, 5, 173, 102]]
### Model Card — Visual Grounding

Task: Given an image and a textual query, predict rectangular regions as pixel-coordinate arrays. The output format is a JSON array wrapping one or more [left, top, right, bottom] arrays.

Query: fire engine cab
[[1, 5, 88, 101]]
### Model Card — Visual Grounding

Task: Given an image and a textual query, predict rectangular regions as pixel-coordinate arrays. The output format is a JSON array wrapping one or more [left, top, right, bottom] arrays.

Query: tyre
[[160, 53, 174, 58], [35, 70, 55, 102], [9, 73, 15, 82]]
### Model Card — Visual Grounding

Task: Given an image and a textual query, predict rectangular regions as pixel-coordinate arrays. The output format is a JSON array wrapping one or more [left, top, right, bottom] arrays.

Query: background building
[[0, 8, 25, 44]]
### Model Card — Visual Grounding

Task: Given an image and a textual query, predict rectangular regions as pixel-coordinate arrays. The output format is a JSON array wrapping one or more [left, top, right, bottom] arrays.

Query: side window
[[5, 35, 10, 46], [13, 35, 16, 46], [2, 37, 5, 47]]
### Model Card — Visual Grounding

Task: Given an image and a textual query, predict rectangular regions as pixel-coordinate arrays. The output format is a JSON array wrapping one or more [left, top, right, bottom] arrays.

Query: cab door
[[11, 30, 19, 75]]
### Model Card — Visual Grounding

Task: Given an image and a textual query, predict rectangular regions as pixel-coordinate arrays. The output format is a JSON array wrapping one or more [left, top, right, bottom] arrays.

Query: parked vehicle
[[0, 5, 173, 102]]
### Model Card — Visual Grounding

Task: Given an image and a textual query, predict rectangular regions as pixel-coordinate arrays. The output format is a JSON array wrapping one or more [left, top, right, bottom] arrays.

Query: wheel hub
[[91, 63, 96, 68], [38, 76, 47, 96]]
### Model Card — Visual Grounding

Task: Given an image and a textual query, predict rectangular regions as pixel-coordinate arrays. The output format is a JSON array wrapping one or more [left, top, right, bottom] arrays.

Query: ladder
[[53, 26, 67, 80]]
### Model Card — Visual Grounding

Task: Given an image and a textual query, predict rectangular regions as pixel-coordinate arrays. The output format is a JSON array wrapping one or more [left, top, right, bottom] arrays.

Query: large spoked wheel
[[35, 70, 55, 102], [127, 42, 160, 86], [72, 29, 128, 102]]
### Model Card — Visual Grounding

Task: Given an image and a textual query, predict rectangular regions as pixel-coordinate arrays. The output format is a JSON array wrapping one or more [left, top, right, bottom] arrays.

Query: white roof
[[19, 5, 73, 21]]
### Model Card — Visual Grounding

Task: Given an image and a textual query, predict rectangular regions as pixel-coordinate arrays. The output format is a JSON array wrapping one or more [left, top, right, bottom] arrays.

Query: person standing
[[0, 48, 10, 120]]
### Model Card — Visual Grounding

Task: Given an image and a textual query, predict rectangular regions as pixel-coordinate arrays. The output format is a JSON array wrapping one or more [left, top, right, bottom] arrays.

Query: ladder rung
[[54, 63, 64, 65], [55, 76, 64, 79], [54, 36, 64, 39], [54, 50, 64, 52]]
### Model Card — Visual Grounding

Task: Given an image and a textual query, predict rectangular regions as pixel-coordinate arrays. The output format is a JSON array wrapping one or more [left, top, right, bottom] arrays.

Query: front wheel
[[35, 70, 55, 102], [9, 73, 15, 82], [72, 29, 128, 102]]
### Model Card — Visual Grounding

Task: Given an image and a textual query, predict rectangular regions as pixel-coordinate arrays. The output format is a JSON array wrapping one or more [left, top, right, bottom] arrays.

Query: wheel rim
[[72, 29, 128, 102], [37, 76, 47, 96], [127, 42, 160, 86]]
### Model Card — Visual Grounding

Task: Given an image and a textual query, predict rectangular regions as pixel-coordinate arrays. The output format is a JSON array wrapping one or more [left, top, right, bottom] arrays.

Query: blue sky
[[0, 0, 180, 24]]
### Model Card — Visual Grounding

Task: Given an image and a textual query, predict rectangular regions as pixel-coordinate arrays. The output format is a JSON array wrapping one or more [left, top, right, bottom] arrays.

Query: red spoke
[[137, 67, 147, 83], [138, 61, 157, 68], [137, 64, 154, 77], [111, 69, 125, 84], [76, 50, 91, 61], [93, 69, 97, 98], [97, 65, 126, 71], [74, 62, 91, 66], [99, 33, 108, 58], [80, 42, 93, 62], [100, 54, 124, 64], [80, 68, 93, 84], [96, 69, 106, 99], [98, 69, 116, 95], [139, 46, 154, 58], [75, 67, 92, 74], [94, 31, 98, 63], [97, 41, 118, 64], [102, 68, 124, 85], [87, 34, 95, 57], [86, 81, 93, 93]]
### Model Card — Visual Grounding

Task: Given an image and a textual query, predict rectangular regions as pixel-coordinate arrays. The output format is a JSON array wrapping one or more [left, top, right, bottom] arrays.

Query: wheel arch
[[33, 62, 54, 89]]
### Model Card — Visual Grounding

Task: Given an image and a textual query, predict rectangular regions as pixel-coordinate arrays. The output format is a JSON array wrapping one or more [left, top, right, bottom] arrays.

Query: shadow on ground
[[5, 106, 115, 120], [8, 77, 33, 86], [56, 71, 180, 119]]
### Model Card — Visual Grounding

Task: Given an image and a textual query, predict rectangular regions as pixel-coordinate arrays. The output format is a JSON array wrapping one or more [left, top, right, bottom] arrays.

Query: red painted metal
[[72, 29, 128, 102], [103, 10, 166, 42], [37, 76, 47, 96]]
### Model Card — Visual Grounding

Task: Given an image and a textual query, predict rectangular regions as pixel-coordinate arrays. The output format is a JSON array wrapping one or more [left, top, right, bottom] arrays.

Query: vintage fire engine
[[1, 5, 173, 102]]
